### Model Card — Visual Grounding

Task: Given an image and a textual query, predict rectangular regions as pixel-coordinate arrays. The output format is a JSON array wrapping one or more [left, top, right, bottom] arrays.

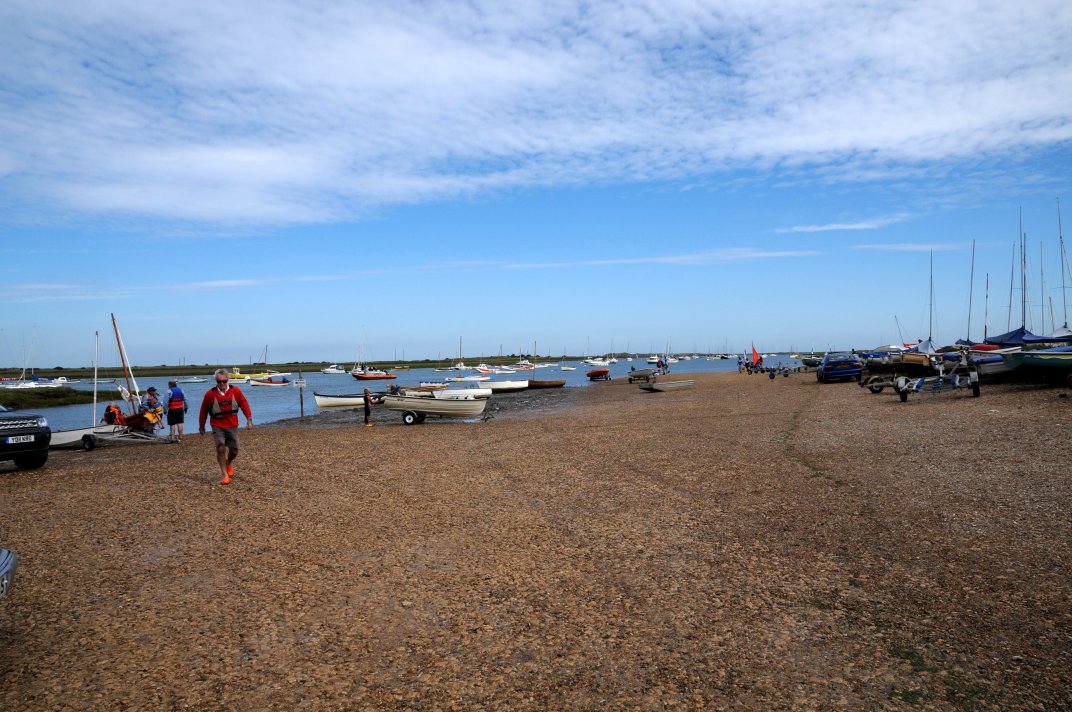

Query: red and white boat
[[586, 368, 610, 380], [351, 364, 397, 380], [250, 377, 290, 387]]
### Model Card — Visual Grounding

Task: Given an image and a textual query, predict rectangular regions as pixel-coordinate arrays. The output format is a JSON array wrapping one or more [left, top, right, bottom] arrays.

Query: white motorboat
[[320, 364, 347, 374], [583, 357, 610, 367], [446, 375, 490, 382], [484, 380, 529, 392], [176, 376, 207, 383], [559, 365, 577, 371], [382, 394, 487, 424], [646, 355, 660, 364]]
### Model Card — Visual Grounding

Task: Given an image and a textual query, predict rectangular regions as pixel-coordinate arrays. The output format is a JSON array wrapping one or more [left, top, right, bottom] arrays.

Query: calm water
[[29, 357, 800, 432]]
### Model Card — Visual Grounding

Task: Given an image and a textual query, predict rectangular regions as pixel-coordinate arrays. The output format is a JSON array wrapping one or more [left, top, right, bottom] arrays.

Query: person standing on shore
[[363, 388, 374, 427], [198, 369, 253, 485], [165, 380, 188, 442]]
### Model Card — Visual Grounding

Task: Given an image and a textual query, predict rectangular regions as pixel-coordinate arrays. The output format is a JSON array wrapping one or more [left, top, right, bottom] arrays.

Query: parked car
[[0, 404, 50, 470], [0, 549, 15, 599], [817, 352, 863, 383]]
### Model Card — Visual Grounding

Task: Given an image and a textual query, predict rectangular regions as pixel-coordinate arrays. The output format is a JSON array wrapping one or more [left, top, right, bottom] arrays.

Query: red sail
[[751, 345, 761, 365]]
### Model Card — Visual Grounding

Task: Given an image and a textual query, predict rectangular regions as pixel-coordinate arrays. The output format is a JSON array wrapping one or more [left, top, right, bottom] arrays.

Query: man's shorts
[[167, 409, 184, 425], [211, 425, 240, 451]]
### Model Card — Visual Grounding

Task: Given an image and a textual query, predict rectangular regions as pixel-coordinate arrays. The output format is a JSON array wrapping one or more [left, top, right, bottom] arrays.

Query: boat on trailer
[[586, 368, 610, 381], [381, 394, 487, 425]]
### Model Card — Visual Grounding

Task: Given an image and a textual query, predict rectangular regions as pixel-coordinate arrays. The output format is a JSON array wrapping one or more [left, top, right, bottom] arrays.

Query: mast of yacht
[[928, 251, 934, 344], [1059, 197, 1069, 329], [111, 313, 140, 413], [1006, 242, 1016, 331], [1040, 242, 1046, 335], [966, 240, 976, 342], [92, 331, 99, 426], [983, 273, 989, 340]]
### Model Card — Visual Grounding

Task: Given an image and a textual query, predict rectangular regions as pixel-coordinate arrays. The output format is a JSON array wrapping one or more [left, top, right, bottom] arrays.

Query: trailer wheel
[[1066, 372, 1072, 388], [899, 390, 908, 402], [972, 381, 981, 397], [81, 434, 97, 451], [416, 414, 427, 424], [866, 376, 884, 394], [402, 411, 418, 426]]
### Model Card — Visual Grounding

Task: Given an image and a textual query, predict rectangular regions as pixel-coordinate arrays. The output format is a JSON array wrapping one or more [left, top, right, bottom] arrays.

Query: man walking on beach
[[198, 369, 253, 485]]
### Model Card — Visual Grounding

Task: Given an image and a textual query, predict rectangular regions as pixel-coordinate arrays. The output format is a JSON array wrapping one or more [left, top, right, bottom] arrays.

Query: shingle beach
[[2, 373, 1069, 709]]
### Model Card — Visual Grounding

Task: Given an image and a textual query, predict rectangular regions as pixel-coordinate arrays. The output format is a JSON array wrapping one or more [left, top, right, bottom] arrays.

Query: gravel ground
[[1, 373, 1069, 709]]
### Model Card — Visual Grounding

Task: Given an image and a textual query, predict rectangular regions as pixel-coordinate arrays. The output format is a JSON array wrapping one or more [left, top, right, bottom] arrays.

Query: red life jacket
[[208, 387, 240, 419]]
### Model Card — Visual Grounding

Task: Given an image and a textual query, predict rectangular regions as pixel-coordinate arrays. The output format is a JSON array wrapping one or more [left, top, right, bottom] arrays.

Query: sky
[[1, 0, 1071, 366]]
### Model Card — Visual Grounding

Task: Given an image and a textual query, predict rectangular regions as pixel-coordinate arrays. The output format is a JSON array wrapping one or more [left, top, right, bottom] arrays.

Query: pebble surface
[[1, 373, 1069, 709]]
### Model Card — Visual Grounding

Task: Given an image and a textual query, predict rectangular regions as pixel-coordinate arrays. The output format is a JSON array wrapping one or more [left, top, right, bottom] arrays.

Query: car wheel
[[14, 452, 48, 470], [816, 372, 823, 382]]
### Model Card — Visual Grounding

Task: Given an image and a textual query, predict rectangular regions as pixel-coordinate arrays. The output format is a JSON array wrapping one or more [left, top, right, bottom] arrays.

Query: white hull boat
[[434, 388, 492, 399], [49, 424, 124, 450], [320, 364, 347, 374], [314, 392, 368, 408], [382, 394, 487, 424], [446, 375, 490, 382], [484, 380, 529, 392]]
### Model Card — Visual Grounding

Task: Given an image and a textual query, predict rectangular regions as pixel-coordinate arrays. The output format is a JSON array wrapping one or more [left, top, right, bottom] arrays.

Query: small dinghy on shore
[[526, 380, 565, 389], [639, 379, 694, 392]]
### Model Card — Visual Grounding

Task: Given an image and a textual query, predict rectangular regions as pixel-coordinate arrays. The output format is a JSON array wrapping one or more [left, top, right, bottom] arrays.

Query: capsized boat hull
[[484, 380, 529, 391], [586, 368, 610, 380], [639, 379, 694, 392]]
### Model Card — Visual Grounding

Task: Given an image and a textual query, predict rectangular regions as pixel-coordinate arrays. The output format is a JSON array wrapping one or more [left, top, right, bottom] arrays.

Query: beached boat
[[314, 392, 367, 408], [639, 379, 694, 392], [320, 364, 347, 374], [1016, 347, 1072, 370], [587, 368, 610, 380], [527, 380, 565, 389], [381, 393, 487, 425], [484, 380, 529, 392]]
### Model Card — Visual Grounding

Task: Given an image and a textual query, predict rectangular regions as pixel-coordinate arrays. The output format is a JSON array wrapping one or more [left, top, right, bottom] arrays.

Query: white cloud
[[0, 246, 816, 302], [777, 214, 910, 233], [1, 0, 1070, 225]]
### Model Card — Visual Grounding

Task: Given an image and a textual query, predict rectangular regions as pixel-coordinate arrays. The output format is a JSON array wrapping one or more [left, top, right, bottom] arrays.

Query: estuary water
[[23, 356, 800, 432]]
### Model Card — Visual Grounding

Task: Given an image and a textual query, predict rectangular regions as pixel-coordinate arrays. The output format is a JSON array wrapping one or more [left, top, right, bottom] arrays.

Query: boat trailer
[[891, 369, 980, 402]]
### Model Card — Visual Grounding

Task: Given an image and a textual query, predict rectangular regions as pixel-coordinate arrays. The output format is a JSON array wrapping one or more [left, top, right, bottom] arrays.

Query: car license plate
[[5, 435, 34, 444]]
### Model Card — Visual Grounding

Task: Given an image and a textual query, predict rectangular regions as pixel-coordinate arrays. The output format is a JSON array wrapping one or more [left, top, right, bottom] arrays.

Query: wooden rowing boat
[[526, 380, 565, 389], [639, 379, 694, 392]]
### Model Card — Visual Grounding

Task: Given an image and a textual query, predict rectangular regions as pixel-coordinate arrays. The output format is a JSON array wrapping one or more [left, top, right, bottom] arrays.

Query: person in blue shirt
[[165, 380, 188, 442]]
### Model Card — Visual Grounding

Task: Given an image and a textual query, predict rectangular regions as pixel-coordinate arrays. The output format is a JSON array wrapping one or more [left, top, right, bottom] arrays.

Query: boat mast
[[966, 240, 976, 341], [92, 330, 99, 426], [111, 313, 139, 412], [928, 251, 934, 342], [983, 273, 989, 340], [1059, 197, 1069, 328], [1040, 242, 1046, 334], [1006, 242, 1015, 331], [1020, 208, 1028, 329]]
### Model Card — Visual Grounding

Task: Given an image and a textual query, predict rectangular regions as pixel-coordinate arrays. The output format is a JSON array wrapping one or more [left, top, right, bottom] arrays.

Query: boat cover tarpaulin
[[984, 326, 1072, 346]]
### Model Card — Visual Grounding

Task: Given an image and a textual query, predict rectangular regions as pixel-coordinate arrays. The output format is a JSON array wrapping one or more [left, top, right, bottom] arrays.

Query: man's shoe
[[365, 423, 373, 427], [220, 474, 232, 485], [226, 464, 234, 476]]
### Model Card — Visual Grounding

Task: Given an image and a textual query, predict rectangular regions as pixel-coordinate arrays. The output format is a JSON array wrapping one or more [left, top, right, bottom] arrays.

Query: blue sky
[[1, 0, 1071, 366]]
